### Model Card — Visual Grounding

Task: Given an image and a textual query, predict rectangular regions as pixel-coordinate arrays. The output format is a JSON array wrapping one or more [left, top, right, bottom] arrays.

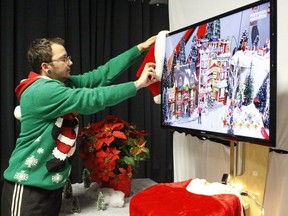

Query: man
[[1, 36, 157, 215]]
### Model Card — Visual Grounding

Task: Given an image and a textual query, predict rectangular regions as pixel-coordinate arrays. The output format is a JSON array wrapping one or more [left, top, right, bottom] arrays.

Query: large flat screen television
[[161, 0, 276, 147]]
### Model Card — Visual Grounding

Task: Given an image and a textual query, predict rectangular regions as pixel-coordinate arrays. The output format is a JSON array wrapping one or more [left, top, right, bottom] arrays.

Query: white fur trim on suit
[[14, 105, 21, 120], [155, 30, 170, 80]]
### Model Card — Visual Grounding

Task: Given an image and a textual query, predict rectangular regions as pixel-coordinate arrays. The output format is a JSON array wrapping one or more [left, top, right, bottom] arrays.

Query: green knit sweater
[[4, 46, 142, 190]]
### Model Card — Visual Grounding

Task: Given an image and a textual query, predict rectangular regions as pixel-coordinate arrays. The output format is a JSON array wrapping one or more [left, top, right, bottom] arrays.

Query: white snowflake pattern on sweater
[[37, 147, 44, 154], [35, 136, 41, 142], [14, 171, 28, 182], [25, 155, 38, 168], [52, 173, 63, 184]]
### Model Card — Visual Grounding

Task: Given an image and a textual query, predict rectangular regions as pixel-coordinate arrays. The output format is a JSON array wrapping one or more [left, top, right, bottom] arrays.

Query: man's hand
[[134, 62, 158, 90], [137, 36, 157, 53]]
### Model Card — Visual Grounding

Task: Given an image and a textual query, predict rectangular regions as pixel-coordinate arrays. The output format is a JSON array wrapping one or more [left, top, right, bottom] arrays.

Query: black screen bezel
[[161, 0, 277, 147]]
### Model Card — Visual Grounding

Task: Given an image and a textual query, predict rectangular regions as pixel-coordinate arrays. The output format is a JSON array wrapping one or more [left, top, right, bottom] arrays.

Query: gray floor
[[59, 178, 157, 216]]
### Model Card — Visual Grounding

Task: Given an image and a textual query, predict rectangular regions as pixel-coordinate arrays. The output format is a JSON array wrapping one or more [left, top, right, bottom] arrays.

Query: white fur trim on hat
[[14, 105, 21, 120], [155, 30, 170, 80]]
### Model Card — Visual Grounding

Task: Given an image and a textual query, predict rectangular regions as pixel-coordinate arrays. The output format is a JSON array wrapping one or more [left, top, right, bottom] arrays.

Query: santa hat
[[136, 30, 169, 104]]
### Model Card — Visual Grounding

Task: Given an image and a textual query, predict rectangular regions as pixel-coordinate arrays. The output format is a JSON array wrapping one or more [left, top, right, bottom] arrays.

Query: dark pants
[[1, 180, 63, 216]]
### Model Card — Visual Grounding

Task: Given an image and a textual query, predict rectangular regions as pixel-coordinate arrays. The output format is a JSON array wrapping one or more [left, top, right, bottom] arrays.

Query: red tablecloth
[[130, 179, 242, 216]]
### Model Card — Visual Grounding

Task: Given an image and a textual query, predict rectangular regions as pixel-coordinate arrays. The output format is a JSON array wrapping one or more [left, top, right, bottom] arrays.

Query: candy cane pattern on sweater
[[51, 113, 79, 161]]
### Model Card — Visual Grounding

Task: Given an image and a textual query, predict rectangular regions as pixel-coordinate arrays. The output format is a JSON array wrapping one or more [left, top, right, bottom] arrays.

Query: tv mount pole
[[230, 141, 236, 185], [230, 141, 246, 185]]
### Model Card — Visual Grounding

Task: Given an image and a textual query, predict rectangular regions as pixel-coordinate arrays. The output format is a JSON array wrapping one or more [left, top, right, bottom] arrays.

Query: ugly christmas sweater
[[4, 46, 142, 190]]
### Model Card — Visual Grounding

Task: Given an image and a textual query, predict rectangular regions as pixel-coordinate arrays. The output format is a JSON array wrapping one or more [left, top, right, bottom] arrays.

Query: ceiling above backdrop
[[128, 0, 168, 5]]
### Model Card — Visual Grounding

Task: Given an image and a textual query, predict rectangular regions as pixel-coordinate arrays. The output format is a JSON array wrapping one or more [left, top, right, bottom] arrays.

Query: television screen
[[161, 0, 276, 147]]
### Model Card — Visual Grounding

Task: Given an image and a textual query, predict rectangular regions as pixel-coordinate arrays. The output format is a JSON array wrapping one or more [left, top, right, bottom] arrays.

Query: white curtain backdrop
[[173, 132, 230, 183], [169, 0, 288, 215]]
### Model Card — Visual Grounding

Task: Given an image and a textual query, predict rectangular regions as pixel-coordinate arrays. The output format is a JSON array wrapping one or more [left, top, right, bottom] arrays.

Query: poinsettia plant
[[79, 115, 150, 185]]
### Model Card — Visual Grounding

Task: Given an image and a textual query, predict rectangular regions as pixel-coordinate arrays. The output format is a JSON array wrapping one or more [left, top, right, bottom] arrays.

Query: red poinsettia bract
[[79, 115, 150, 185]]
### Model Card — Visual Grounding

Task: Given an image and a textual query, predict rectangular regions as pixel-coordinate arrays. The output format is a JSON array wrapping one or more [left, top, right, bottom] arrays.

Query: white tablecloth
[[60, 178, 156, 216]]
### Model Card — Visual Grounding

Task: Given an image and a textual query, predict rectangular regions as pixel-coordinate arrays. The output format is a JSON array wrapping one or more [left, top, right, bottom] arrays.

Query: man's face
[[49, 43, 73, 82]]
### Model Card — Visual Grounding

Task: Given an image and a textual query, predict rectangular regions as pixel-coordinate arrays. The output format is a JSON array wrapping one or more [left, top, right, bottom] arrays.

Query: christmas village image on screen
[[162, 2, 271, 140]]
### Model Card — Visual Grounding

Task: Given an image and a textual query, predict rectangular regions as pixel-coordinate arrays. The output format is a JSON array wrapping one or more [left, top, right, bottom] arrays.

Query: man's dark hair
[[27, 37, 65, 73]]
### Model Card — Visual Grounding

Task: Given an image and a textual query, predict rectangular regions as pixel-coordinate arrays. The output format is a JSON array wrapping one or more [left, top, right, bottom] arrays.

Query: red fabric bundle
[[130, 179, 242, 216]]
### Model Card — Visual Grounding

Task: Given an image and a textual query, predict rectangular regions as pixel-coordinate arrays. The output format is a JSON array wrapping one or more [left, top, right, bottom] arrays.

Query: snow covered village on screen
[[161, 1, 273, 143]]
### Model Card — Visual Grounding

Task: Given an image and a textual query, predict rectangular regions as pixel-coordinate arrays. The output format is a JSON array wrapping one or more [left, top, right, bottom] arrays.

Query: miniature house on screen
[[131, 0, 285, 215]]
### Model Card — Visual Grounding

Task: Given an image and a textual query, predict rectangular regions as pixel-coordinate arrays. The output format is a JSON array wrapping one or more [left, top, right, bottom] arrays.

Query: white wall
[[169, 0, 288, 214], [169, 0, 288, 151], [169, 0, 257, 31]]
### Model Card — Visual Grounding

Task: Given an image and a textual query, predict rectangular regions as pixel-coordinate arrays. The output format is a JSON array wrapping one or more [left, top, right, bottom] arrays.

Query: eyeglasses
[[50, 56, 72, 64]]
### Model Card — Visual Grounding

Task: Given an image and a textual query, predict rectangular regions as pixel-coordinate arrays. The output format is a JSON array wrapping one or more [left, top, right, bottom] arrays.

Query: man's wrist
[[134, 80, 142, 90], [137, 43, 147, 53]]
